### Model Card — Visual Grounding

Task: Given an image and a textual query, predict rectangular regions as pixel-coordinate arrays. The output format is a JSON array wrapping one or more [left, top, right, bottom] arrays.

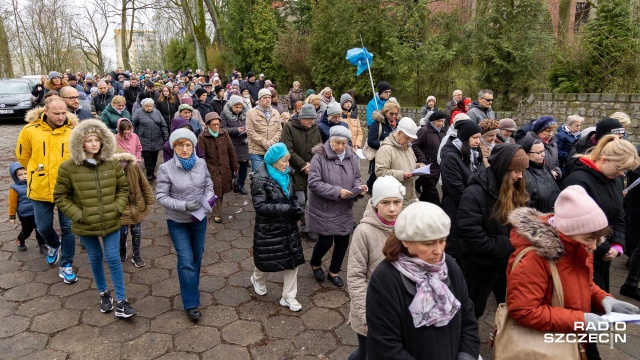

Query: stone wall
[[358, 93, 640, 143]]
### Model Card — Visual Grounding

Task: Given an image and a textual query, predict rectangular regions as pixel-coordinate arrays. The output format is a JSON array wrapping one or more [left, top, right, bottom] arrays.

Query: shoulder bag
[[362, 122, 382, 161]]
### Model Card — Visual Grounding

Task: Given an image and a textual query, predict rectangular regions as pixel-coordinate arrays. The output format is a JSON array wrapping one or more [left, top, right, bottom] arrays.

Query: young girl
[[115, 118, 142, 163], [113, 152, 155, 267], [53, 119, 137, 317]]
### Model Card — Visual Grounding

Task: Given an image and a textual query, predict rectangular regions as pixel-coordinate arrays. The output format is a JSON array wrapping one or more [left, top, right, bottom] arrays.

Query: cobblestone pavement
[[0, 120, 638, 359]]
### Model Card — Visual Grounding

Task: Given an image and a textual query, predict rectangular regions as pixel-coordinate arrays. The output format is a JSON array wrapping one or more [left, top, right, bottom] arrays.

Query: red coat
[[506, 208, 610, 334]]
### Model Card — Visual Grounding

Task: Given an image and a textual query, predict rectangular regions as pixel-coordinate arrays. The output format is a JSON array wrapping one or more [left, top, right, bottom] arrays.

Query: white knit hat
[[258, 88, 271, 99], [452, 113, 471, 124], [395, 202, 450, 242], [372, 176, 406, 206], [554, 185, 608, 236]]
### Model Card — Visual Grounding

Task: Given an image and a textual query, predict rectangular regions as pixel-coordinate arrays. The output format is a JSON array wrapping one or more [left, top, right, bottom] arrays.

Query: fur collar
[[69, 119, 116, 165], [508, 207, 564, 260], [25, 107, 79, 127], [372, 110, 385, 124], [44, 79, 70, 91], [112, 152, 137, 166]]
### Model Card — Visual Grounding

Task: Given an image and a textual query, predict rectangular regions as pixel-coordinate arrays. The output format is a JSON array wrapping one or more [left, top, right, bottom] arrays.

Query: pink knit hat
[[554, 185, 608, 235]]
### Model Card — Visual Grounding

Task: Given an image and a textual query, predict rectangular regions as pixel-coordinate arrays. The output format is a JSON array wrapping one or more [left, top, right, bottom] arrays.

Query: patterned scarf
[[392, 253, 461, 328], [177, 152, 197, 172]]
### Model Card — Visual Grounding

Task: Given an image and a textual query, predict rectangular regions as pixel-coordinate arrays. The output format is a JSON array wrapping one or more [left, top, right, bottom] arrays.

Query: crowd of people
[[10, 68, 640, 359]]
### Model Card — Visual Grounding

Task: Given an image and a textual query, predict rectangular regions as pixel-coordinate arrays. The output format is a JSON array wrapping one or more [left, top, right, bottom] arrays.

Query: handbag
[[491, 246, 586, 360], [362, 122, 382, 161]]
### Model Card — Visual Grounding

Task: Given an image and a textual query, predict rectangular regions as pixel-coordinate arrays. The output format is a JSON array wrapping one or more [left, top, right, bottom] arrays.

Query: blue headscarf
[[264, 143, 291, 197]]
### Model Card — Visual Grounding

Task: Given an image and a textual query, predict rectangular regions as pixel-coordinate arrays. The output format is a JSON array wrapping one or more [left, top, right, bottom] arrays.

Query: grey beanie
[[329, 125, 352, 141], [299, 104, 317, 119], [327, 102, 342, 117], [340, 94, 353, 107], [48, 71, 62, 79], [229, 95, 244, 107], [170, 128, 198, 148]]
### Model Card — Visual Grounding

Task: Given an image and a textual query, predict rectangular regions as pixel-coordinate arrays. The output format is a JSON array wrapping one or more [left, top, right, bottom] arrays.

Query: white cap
[[396, 117, 418, 139], [372, 176, 406, 206], [395, 202, 450, 241]]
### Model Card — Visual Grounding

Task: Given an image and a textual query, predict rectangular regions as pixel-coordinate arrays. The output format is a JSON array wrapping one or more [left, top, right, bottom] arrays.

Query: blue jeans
[[32, 200, 75, 265], [238, 161, 249, 189], [250, 154, 264, 172], [81, 230, 127, 301], [168, 218, 207, 310]]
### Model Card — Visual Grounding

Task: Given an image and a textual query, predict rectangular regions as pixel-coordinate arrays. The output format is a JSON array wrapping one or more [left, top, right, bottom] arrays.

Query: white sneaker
[[280, 297, 302, 312], [250, 275, 267, 296]]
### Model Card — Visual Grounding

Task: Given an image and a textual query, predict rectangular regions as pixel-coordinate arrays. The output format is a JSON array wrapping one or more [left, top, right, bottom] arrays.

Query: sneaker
[[16, 240, 27, 251], [39, 244, 48, 256], [131, 256, 145, 268], [46, 245, 59, 265], [250, 275, 267, 296], [280, 297, 302, 312], [100, 291, 114, 313], [115, 300, 137, 318], [59, 263, 78, 284]]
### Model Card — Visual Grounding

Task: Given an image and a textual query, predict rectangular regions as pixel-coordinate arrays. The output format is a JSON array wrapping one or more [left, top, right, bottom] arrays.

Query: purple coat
[[306, 142, 361, 236]]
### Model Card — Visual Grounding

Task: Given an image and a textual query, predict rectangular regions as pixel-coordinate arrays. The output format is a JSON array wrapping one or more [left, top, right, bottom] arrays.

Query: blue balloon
[[346, 47, 374, 76]]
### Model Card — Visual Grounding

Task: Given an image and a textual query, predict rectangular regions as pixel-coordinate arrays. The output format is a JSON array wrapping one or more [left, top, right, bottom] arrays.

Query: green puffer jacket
[[54, 119, 129, 236]]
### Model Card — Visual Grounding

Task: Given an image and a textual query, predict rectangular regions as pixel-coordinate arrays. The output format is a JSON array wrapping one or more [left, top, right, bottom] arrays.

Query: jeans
[[250, 154, 264, 173], [310, 234, 351, 274], [167, 218, 207, 310], [295, 191, 308, 233], [120, 224, 141, 258], [142, 150, 159, 178], [32, 200, 75, 265], [81, 230, 127, 301], [238, 161, 249, 189], [17, 215, 45, 245], [252, 266, 299, 299]]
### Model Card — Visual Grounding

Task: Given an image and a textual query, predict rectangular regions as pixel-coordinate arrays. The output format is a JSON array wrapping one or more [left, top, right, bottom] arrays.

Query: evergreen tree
[[240, 0, 278, 77]]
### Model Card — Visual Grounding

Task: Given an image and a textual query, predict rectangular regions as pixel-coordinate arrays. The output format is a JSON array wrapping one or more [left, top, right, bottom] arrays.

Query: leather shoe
[[238, 187, 248, 195], [620, 284, 640, 301], [187, 308, 201, 320], [312, 266, 325, 281], [302, 232, 318, 242], [214, 217, 222, 223], [328, 274, 344, 287]]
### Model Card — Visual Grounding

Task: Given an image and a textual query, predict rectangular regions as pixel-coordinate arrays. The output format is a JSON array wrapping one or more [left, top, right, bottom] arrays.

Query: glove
[[583, 313, 605, 334], [185, 200, 202, 212], [602, 296, 640, 314], [288, 205, 305, 218]]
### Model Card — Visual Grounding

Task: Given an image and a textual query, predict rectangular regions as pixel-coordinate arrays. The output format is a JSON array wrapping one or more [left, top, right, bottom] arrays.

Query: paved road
[[0, 119, 638, 359]]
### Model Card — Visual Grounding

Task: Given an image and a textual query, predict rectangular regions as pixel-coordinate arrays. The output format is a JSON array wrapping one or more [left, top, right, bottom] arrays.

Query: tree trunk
[[558, 0, 573, 43], [194, 0, 209, 69], [203, 0, 223, 46], [120, 0, 131, 70], [0, 16, 14, 77]]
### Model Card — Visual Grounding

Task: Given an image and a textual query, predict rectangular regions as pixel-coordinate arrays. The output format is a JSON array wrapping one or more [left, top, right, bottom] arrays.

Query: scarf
[[452, 138, 480, 172], [337, 152, 346, 162], [375, 211, 395, 226], [428, 120, 442, 133], [480, 137, 495, 151], [177, 152, 197, 172], [392, 254, 461, 328], [266, 164, 291, 197], [208, 128, 219, 138]]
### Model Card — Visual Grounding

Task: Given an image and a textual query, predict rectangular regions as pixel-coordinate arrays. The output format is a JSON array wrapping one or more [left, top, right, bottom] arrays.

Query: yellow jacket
[[15, 107, 79, 202]]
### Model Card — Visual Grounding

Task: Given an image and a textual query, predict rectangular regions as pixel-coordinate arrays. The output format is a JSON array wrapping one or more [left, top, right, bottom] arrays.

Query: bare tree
[[71, 1, 111, 73], [0, 3, 14, 77]]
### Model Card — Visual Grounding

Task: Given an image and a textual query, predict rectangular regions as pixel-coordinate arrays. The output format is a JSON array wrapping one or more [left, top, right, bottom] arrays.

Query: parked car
[[0, 79, 35, 121], [21, 75, 45, 84]]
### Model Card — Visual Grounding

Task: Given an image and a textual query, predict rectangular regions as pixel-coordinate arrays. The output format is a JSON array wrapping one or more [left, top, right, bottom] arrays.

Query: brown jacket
[[246, 106, 282, 155], [347, 199, 395, 336], [198, 128, 239, 196], [343, 112, 364, 148], [112, 152, 155, 225]]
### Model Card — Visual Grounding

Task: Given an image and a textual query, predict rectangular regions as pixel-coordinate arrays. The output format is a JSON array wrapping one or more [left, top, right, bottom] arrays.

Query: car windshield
[[0, 82, 30, 95]]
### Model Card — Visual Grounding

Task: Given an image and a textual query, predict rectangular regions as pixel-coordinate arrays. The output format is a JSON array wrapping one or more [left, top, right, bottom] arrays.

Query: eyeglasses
[[62, 96, 80, 100], [528, 151, 545, 155], [382, 90, 392, 94], [481, 98, 494, 103], [612, 128, 626, 135], [614, 164, 630, 172]]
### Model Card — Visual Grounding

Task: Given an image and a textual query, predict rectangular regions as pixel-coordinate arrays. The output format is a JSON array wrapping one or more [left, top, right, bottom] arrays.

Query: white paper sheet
[[412, 164, 431, 176], [189, 196, 213, 221], [349, 187, 365, 198], [601, 312, 640, 324], [624, 177, 640, 193], [355, 148, 366, 160]]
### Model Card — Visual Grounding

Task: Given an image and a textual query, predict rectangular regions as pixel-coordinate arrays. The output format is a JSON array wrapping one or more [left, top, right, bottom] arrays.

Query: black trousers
[[366, 161, 377, 195], [592, 255, 610, 293], [141, 150, 159, 178], [348, 334, 367, 360], [18, 215, 45, 245], [418, 175, 441, 207], [310, 234, 350, 274], [462, 257, 507, 319]]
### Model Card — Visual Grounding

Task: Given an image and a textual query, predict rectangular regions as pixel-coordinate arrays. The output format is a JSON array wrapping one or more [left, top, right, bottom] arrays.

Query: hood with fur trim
[[44, 79, 70, 91], [112, 152, 137, 167], [69, 119, 116, 165], [508, 207, 564, 261], [24, 107, 79, 127], [372, 110, 385, 124]]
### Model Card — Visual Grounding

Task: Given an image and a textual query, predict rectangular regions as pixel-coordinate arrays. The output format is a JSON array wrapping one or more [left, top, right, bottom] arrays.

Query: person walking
[[198, 112, 239, 224], [53, 119, 136, 317], [246, 88, 282, 171], [307, 126, 367, 287], [249, 143, 305, 311], [132, 98, 169, 181], [220, 95, 250, 194], [156, 86, 180, 128], [365, 101, 397, 193], [347, 176, 405, 360], [155, 129, 215, 321], [101, 96, 131, 133], [8, 162, 45, 253]]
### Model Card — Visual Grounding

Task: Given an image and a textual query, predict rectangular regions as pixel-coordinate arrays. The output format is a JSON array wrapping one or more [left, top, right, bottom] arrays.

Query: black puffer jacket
[[457, 165, 514, 267], [524, 161, 560, 213], [562, 158, 626, 258], [565, 131, 597, 174], [518, 131, 561, 179], [250, 163, 304, 272], [624, 148, 640, 256]]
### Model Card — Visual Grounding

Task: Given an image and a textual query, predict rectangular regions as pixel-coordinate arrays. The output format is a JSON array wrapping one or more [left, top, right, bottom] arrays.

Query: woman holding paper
[[506, 186, 639, 360], [307, 126, 367, 287], [375, 117, 422, 206], [155, 128, 215, 321]]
